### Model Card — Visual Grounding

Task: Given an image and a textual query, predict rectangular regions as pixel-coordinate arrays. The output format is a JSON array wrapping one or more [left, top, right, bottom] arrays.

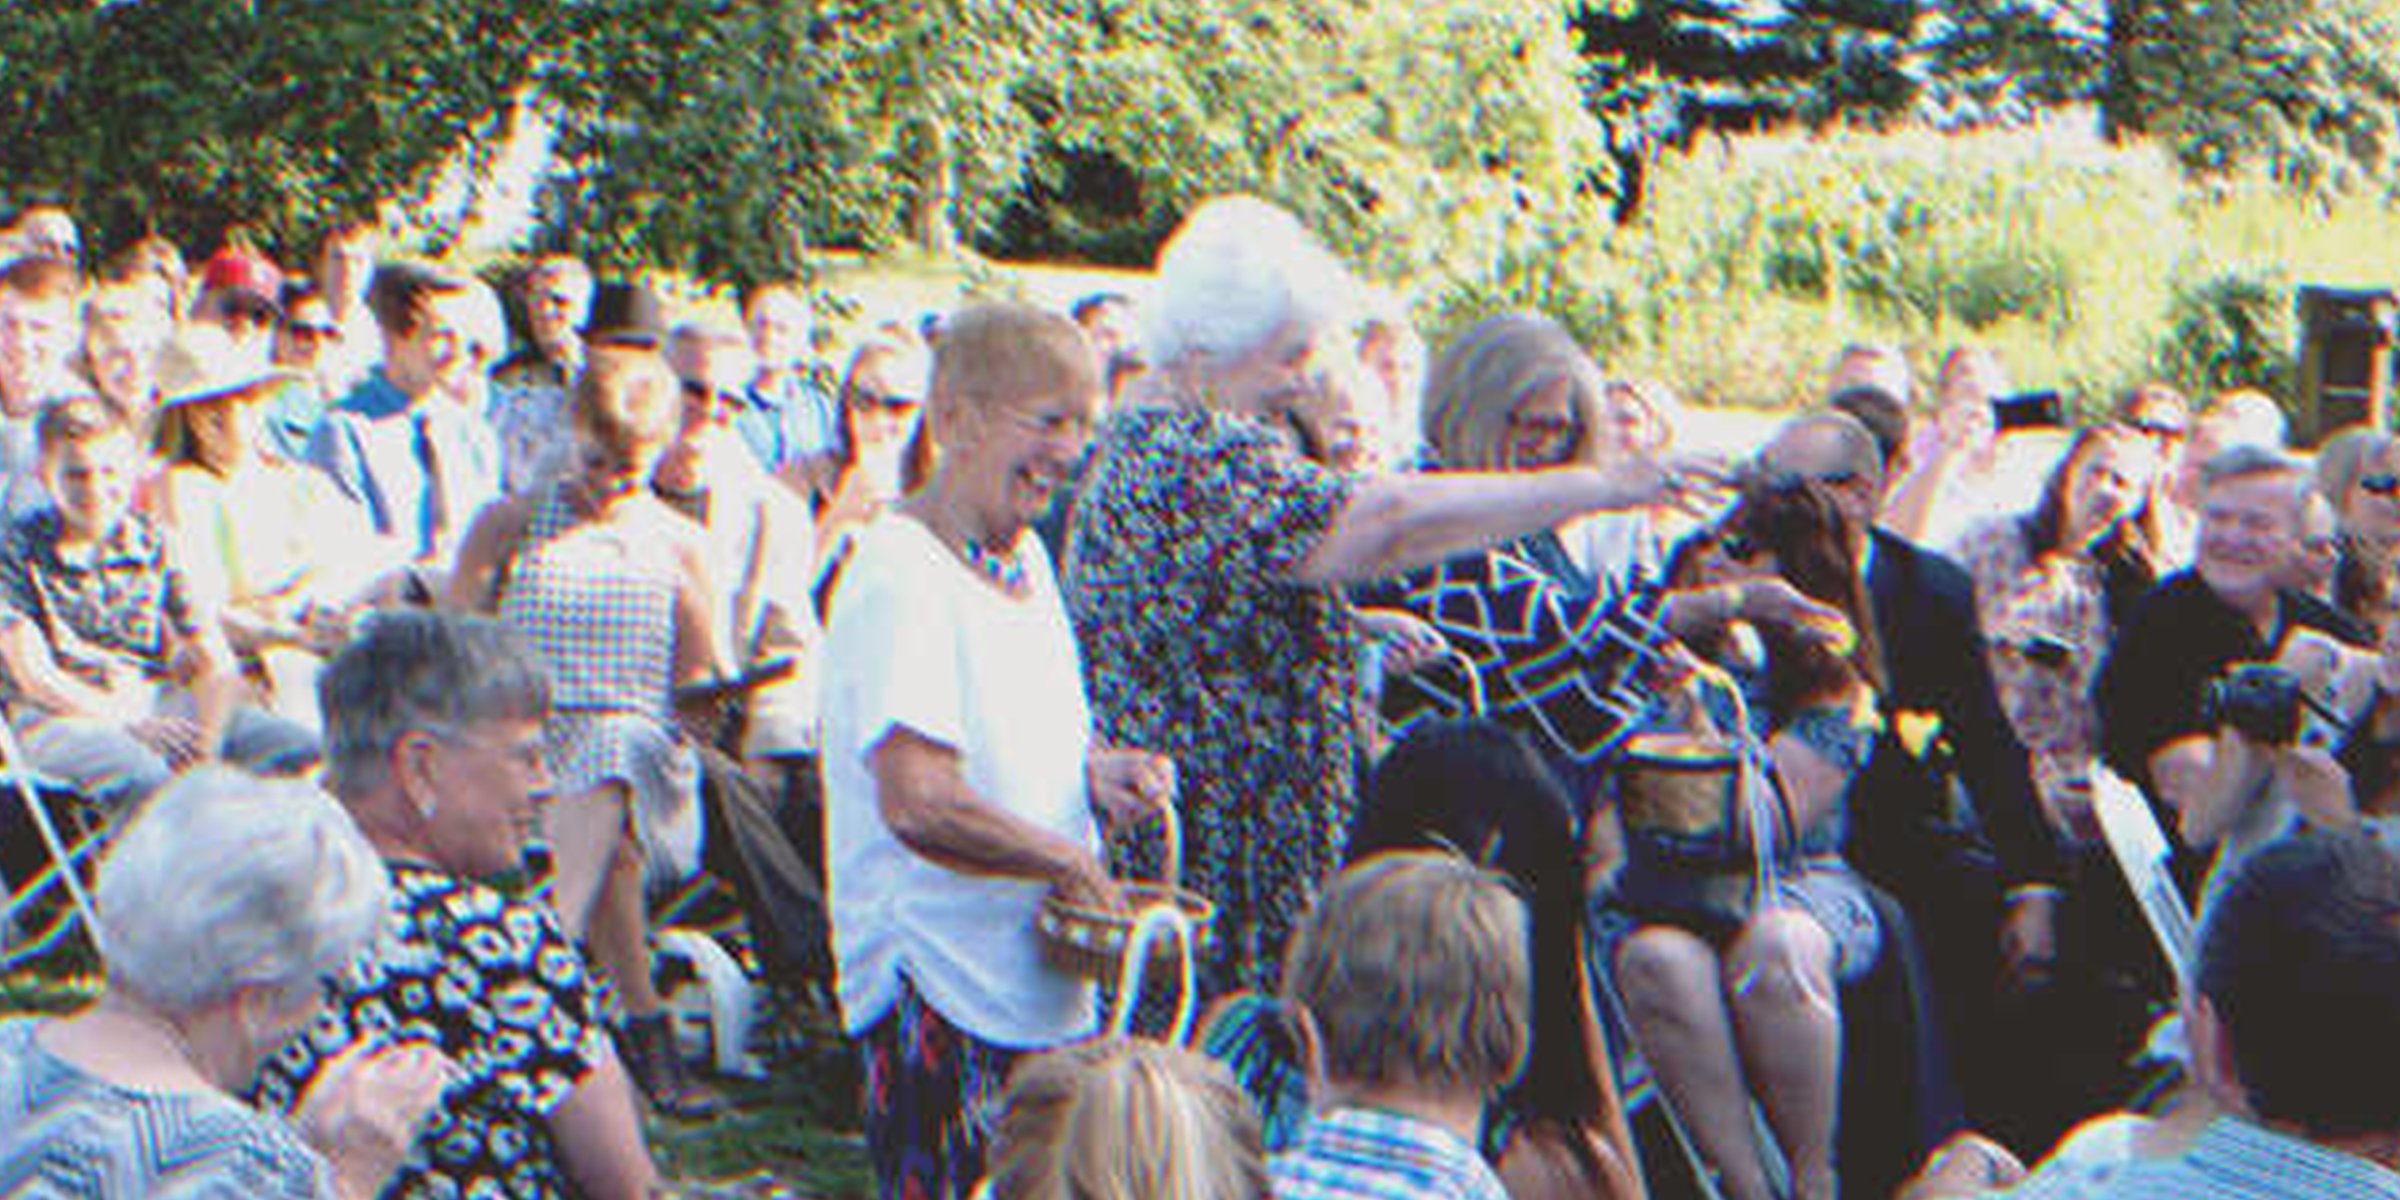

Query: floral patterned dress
[[1954, 515, 2112, 843], [1064, 406, 1357, 994]]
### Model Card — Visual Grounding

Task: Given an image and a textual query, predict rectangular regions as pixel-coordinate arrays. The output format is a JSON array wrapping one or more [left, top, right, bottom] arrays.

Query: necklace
[[959, 534, 1030, 596]]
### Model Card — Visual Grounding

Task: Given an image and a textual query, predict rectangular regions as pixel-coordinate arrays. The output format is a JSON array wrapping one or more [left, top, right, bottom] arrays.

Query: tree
[[1924, 0, 2400, 188], [0, 0, 555, 261], [1569, 0, 1922, 220]]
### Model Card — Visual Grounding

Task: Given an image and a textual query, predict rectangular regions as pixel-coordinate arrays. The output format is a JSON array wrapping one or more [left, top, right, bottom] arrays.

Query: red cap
[[200, 247, 284, 310]]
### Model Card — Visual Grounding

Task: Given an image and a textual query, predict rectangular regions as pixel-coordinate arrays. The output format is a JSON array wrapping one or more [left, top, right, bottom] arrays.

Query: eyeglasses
[[284, 322, 338, 341], [1505, 412, 1580, 442], [218, 301, 277, 329], [2127, 419, 2188, 442], [852, 389, 921, 414], [2360, 474, 2400, 497]]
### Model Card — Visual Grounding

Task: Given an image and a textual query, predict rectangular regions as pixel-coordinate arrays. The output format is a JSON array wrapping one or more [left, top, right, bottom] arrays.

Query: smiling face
[[410, 716, 552, 879], [2061, 434, 2146, 549], [2197, 468, 2305, 611], [1203, 317, 1319, 421]]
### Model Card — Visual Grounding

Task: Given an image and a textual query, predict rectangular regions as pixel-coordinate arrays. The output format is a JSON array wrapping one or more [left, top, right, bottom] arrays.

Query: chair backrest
[[2091, 765, 2198, 994]]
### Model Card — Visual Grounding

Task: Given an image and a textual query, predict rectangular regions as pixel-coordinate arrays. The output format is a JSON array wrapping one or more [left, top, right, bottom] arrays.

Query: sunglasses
[[853, 389, 921, 413], [285, 322, 338, 340], [1715, 531, 1762, 563], [2128, 419, 2187, 441], [2360, 474, 2400, 497]]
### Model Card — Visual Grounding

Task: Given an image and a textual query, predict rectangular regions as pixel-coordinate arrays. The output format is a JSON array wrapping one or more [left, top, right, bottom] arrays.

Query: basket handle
[[1106, 902, 1197, 1044]]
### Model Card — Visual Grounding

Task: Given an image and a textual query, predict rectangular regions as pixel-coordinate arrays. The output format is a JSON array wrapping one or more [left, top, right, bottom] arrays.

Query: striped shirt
[[1272, 1107, 1508, 1200], [1997, 1116, 2400, 1200]]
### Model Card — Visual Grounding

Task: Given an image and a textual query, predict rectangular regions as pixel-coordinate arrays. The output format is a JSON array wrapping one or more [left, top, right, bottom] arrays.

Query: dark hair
[[1070, 291, 1130, 324], [2196, 834, 2400, 1139], [2021, 425, 2162, 628], [0, 255, 80, 301], [1826, 385, 1907, 473], [364, 262, 465, 336], [36, 394, 125, 458], [1349, 720, 1622, 1181], [1724, 476, 1887, 715]]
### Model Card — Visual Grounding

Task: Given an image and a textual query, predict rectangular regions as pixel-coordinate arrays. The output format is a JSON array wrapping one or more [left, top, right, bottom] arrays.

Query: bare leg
[[1729, 908, 1842, 1200], [590, 828, 665, 1017], [544, 782, 629, 941], [1617, 926, 1779, 1200]]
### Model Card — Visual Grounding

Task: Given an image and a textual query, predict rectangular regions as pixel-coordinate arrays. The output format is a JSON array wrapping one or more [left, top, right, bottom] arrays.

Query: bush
[[1392, 125, 2400, 425]]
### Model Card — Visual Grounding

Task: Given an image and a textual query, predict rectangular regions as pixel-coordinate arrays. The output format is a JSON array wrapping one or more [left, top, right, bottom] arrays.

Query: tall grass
[[1424, 124, 2400, 419]]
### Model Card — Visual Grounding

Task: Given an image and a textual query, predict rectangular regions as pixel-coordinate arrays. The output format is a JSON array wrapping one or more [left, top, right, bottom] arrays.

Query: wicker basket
[[1038, 803, 1218, 981]]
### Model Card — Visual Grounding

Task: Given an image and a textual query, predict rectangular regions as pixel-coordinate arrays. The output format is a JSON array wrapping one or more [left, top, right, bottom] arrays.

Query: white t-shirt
[[819, 512, 1097, 1047]]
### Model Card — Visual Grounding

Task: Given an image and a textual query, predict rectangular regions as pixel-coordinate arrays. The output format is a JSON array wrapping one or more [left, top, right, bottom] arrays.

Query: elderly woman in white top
[[822, 301, 1176, 1200], [0, 767, 452, 1200]]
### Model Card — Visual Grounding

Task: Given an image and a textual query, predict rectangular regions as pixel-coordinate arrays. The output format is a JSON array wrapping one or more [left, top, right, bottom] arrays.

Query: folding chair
[[0, 707, 105, 974], [2089, 766, 2197, 995]]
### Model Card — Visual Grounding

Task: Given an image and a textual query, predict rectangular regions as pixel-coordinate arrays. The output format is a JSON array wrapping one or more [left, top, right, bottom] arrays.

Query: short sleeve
[[831, 523, 967, 761], [1208, 422, 1353, 581]]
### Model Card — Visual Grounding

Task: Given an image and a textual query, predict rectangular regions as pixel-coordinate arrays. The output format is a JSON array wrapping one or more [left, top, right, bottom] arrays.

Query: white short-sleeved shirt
[[820, 512, 1097, 1047]]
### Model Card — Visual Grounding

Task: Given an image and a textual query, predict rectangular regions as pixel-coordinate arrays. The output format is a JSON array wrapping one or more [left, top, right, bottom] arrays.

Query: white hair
[[1142, 195, 1356, 368], [95, 767, 390, 1013]]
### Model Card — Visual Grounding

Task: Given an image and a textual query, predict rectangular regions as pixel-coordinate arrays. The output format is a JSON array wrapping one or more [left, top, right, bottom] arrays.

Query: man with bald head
[[1760, 411, 2063, 1135]]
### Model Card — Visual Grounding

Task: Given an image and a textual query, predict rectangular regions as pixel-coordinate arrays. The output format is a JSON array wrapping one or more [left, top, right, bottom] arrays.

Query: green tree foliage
[[0, 0, 553, 261], [1925, 0, 2400, 188]]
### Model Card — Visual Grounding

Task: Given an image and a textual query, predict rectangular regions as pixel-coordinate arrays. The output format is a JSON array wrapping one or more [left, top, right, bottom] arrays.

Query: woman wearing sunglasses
[[1603, 475, 1892, 1200], [2313, 427, 2400, 633], [796, 334, 937, 606]]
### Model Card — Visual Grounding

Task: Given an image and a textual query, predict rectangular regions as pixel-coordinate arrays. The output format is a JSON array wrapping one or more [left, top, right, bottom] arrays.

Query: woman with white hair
[[1068, 197, 1722, 994], [0, 767, 453, 1199]]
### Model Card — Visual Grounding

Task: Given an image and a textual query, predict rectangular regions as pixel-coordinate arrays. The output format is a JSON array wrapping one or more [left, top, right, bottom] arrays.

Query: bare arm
[[547, 1046, 660, 1200], [443, 498, 531, 614], [1292, 464, 1667, 586], [177, 604, 241, 759], [871, 725, 1117, 908], [669, 536, 728, 689], [0, 617, 128, 721]]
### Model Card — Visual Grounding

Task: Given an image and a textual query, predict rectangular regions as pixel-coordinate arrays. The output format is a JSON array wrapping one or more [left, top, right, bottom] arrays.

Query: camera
[[2200, 662, 2305, 747]]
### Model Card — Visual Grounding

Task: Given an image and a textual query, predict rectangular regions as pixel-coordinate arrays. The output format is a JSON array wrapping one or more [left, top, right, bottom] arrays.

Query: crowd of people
[[3, 187, 2400, 1200]]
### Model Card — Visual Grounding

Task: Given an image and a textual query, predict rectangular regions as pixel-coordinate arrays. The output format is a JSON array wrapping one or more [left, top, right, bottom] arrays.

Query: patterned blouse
[[1064, 406, 1357, 994], [254, 864, 610, 1199], [1954, 514, 2111, 842], [0, 1018, 329, 1199], [0, 508, 200, 690]]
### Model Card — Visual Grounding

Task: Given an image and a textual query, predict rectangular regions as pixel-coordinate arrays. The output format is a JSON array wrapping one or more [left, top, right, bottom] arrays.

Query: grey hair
[[1282, 850, 1531, 1097], [318, 610, 551, 799], [2201, 443, 2307, 494], [95, 766, 389, 1013], [1142, 195, 1356, 369], [2316, 427, 2394, 508]]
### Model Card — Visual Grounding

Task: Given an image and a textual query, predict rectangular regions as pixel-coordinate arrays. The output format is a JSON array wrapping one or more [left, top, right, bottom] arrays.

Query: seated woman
[[1951, 424, 2163, 845], [149, 328, 381, 728], [1602, 476, 1888, 1200], [0, 767, 449, 1200], [449, 345, 727, 1118]]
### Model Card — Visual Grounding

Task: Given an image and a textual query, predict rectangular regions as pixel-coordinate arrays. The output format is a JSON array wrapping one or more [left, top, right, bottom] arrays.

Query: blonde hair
[[1282, 850, 1531, 1096], [930, 301, 1099, 428], [1420, 312, 1606, 471], [989, 1039, 1267, 1200], [572, 345, 681, 462]]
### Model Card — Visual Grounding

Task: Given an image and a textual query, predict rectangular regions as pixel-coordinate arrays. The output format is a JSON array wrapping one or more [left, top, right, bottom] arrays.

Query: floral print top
[[1064, 406, 1358, 994], [1954, 514, 2111, 842]]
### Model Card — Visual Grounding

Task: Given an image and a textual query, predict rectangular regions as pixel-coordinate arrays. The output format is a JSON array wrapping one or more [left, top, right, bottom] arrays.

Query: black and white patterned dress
[[254, 864, 609, 1199]]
